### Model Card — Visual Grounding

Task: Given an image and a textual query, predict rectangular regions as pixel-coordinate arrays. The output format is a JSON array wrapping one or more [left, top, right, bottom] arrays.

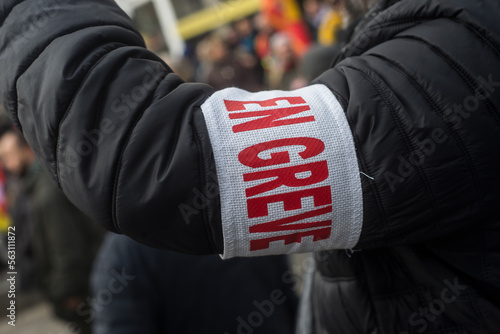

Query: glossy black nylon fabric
[[310, 1, 500, 332], [0, 0, 221, 253], [1, 0, 500, 332]]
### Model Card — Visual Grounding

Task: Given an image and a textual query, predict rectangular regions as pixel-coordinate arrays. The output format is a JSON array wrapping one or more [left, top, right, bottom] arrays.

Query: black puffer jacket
[[1, 0, 499, 333], [308, 1, 500, 333]]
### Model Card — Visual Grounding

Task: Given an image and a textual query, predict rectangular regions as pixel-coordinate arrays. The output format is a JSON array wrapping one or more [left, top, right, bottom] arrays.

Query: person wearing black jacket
[[0, 0, 499, 333], [91, 233, 298, 334]]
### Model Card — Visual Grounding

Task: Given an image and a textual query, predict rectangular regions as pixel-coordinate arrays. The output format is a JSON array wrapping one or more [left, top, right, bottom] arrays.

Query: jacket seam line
[[367, 52, 482, 184], [371, 17, 431, 31], [110, 74, 168, 233], [366, 52, 485, 228], [371, 49, 493, 228], [191, 107, 219, 253], [450, 18, 500, 58], [389, 36, 486, 205], [345, 64, 441, 242], [397, 34, 500, 128], [342, 65, 407, 245]]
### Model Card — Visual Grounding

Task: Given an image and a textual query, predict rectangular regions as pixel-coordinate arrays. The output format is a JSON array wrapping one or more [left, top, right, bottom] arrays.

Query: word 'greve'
[[224, 96, 333, 252]]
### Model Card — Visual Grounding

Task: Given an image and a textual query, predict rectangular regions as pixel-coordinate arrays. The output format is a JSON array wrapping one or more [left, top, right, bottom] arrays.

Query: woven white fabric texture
[[201, 84, 363, 258]]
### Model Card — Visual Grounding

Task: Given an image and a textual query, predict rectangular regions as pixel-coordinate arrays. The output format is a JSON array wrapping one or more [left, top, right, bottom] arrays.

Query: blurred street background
[[0, 272, 70, 333]]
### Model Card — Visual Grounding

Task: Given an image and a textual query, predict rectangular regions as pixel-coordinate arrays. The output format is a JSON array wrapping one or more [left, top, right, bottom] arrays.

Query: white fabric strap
[[201, 84, 363, 258]]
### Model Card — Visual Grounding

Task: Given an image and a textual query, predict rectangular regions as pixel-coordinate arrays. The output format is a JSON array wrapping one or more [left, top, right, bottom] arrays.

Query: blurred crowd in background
[[0, 0, 367, 333], [151, 0, 348, 91]]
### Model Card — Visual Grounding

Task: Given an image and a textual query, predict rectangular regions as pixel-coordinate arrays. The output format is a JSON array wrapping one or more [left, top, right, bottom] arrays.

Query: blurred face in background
[[0, 132, 34, 177], [304, 0, 321, 19], [275, 42, 293, 63], [235, 18, 253, 38], [271, 34, 294, 66], [209, 38, 229, 63]]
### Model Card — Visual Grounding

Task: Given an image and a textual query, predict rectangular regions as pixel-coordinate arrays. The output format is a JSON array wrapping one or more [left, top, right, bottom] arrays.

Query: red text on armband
[[224, 96, 333, 252]]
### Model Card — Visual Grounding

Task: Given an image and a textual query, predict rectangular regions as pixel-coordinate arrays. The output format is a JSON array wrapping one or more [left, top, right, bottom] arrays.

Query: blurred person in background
[[0, 112, 12, 268], [0, 114, 37, 292], [205, 29, 263, 92], [335, 0, 378, 46], [0, 157, 10, 235], [234, 18, 265, 87], [302, 0, 330, 41], [265, 32, 299, 89], [0, 125, 103, 334], [205, 31, 239, 90], [314, 0, 344, 46], [90, 233, 298, 334], [253, 13, 275, 61], [194, 36, 213, 83], [288, 43, 342, 89], [234, 17, 258, 56]]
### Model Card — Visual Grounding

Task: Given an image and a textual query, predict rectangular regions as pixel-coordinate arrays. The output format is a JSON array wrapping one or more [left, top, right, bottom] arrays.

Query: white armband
[[201, 84, 363, 258]]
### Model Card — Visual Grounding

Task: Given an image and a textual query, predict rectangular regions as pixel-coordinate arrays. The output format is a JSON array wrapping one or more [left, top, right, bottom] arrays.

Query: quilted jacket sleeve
[[0, 0, 221, 254]]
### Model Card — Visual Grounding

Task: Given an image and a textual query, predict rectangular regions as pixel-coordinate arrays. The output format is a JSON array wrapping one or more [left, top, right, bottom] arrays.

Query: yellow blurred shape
[[177, 0, 261, 40], [0, 212, 11, 234]]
